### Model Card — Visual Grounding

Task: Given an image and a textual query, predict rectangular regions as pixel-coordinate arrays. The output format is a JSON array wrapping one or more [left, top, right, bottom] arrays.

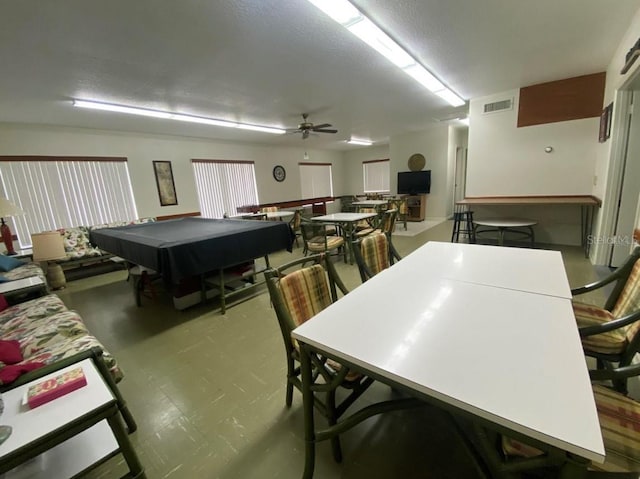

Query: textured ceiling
[[0, 0, 638, 150]]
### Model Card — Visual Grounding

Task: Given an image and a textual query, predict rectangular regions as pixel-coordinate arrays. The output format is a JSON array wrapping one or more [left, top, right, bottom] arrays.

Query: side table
[[0, 276, 47, 305], [0, 356, 145, 478]]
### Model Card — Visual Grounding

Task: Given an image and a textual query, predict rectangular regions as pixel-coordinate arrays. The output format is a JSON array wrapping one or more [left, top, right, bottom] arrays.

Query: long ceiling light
[[347, 138, 373, 146], [72, 100, 287, 134], [306, 0, 465, 107]]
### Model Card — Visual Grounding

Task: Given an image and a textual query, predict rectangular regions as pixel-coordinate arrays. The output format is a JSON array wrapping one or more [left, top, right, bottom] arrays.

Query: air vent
[[483, 99, 513, 114]]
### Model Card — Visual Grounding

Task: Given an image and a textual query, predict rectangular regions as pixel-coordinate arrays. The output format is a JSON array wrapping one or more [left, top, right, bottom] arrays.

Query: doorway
[[610, 80, 640, 267], [453, 147, 467, 205]]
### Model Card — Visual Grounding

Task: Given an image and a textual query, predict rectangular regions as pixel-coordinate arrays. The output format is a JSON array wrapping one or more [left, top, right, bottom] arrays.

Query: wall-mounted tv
[[397, 170, 431, 195]]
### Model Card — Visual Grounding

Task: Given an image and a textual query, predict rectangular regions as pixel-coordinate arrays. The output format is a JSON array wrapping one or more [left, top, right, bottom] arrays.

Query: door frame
[[594, 74, 637, 265]]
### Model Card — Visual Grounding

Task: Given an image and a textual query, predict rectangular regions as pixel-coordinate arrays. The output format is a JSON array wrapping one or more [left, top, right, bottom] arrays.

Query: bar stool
[[451, 204, 475, 243]]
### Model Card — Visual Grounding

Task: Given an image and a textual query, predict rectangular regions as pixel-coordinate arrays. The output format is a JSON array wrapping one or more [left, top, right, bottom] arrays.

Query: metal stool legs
[[451, 206, 475, 243]]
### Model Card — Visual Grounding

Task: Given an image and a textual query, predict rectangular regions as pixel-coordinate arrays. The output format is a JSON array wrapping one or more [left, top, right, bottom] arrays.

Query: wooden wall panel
[[517, 72, 606, 127]]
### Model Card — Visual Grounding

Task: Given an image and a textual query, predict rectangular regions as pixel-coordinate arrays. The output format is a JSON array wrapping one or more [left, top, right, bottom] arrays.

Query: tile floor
[[54, 220, 604, 479]]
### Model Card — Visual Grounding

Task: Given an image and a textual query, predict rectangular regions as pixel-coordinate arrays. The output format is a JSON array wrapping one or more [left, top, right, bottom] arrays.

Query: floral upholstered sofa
[[0, 293, 121, 386], [56, 217, 156, 266], [0, 260, 46, 284]]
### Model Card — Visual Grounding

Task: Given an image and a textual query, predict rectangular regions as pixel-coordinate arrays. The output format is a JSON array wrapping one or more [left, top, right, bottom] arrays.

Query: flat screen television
[[397, 170, 431, 195]]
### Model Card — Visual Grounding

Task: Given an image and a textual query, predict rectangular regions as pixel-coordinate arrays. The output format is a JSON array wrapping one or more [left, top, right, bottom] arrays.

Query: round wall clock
[[408, 153, 426, 171], [273, 165, 286, 182]]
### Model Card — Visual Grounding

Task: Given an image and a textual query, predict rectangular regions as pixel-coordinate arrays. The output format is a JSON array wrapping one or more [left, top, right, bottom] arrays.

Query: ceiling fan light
[[306, 0, 362, 25], [347, 18, 415, 69], [403, 65, 445, 93], [435, 89, 466, 107], [347, 138, 372, 146]]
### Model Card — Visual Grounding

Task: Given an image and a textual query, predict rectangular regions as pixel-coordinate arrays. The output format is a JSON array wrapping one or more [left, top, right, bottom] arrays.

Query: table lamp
[[31, 231, 67, 289], [0, 198, 24, 255]]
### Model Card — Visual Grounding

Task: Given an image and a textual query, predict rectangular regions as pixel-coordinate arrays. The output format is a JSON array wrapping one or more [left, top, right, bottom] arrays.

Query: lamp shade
[[0, 198, 24, 218], [31, 232, 66, 262]]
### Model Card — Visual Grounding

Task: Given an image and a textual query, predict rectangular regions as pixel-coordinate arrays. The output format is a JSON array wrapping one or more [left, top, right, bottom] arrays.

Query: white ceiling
[[1, 0, 638, 150]]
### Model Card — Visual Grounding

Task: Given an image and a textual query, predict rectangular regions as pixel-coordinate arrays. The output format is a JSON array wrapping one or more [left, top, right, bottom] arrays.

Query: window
[[0, 156, 137, 248], [363, 159, 390, 193], [299, 162, 333, 199], [192, 159, 259, 218]]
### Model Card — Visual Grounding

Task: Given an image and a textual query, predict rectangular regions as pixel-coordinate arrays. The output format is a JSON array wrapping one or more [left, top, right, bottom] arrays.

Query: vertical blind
[[192, 159, 259, 218], [299, 163, 333, 199], [363, 159, 390, 193], [0, 157, 137, 248]]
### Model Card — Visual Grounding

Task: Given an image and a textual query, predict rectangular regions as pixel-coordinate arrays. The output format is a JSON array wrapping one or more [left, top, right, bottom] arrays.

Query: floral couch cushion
[[56, 226, 103, 260], [1, 262, 46, 284], [0, 294, 122, 382]]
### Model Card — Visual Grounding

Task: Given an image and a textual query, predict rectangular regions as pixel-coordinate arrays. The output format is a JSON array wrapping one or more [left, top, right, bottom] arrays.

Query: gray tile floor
[[55, 221, 603, 478]]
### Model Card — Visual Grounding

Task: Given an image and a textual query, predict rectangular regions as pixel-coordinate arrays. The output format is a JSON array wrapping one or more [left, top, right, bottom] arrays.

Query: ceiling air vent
[[483, 98, 513, 114]]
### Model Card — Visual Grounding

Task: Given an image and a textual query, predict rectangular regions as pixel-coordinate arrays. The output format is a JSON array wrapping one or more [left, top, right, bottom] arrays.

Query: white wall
[[466, 90, 601, 245], [467, 90, 598, 196], [0, 123, 345, 219], [390, 125, 450, 218], [342, 144, 390, 194]]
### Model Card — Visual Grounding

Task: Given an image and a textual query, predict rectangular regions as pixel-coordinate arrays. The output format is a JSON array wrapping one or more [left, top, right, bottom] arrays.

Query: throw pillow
[[0, 361, 44, 385], [0, 276, 10, 283], [0, 339, 22, 364], [0, 255, 24, 272], [0, 294, 8, 311]]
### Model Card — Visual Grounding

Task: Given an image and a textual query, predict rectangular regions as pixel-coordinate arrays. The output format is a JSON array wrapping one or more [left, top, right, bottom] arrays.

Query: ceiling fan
[[288, 113, 338, 139]]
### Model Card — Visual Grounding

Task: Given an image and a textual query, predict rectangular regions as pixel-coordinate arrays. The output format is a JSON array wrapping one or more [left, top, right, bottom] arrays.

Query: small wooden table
[[473, 218, 537, 247], [0, 277, 47, 304], [0, 358, 144, 478]]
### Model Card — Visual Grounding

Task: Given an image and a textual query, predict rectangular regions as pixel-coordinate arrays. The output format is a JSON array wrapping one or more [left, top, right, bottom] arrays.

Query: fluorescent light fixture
[[403, 65, 445, 93], [73, 100, 172, 119], [305, 0, 466, 106], [347, 18, 415, 69], [434, 89, 465, 107], [347, 138, 373, 146], [306, 0, 361, 25], [72, 100, 286, 134]]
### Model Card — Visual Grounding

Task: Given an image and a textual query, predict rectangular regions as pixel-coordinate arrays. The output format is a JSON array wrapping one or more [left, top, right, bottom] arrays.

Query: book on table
[[25, 366, 87, 409]]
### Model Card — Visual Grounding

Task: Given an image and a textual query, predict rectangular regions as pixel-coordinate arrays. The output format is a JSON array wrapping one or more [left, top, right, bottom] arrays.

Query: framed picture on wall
[[153, 160, 178, 206], [599, 102, 613, 143]]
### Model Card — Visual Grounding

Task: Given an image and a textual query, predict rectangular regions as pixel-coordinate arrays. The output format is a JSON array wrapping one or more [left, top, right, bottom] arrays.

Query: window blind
[[192, 159, 259, 218], [0, 157, 137, 248], [299, 163, 333, 199], [363, 159, 390, 193]]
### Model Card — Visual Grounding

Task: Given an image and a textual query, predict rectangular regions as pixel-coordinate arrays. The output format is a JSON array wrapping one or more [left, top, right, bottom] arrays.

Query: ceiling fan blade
[[313, 128, 338, 134], [312, 123, 331, 129]]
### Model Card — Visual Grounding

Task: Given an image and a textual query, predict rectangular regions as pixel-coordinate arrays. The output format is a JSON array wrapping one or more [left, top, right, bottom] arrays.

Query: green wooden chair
[[300, 221, 346, 262], [352, 232, 402, 283], [497, 363, 640, 478], [572, 246, 640, 393], [264, 253, 374, 462]]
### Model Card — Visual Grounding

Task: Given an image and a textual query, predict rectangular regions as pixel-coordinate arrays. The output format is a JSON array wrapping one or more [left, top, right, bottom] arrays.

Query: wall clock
[[273, 165, 286, 182], [408, 153, 426, 171]]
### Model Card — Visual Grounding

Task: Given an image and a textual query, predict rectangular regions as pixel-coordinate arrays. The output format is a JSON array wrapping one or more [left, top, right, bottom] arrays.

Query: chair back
[[612, 257, 640, 343], [380, 209, 397, 234], [355, 207, 376, 229], [352, 232, 401, 282], [261, 206, 279, 213], [265, 254, 348, 350]]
